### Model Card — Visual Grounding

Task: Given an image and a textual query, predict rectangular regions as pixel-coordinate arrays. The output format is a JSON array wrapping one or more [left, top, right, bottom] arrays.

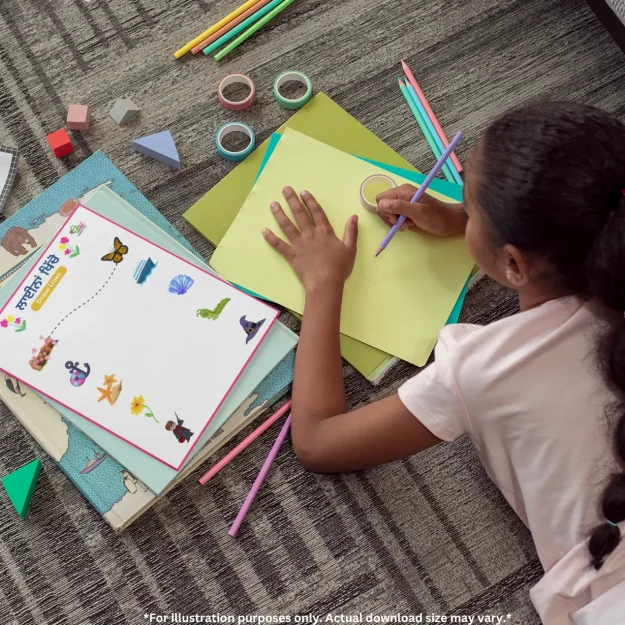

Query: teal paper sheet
[[0, 186, 298, 494]]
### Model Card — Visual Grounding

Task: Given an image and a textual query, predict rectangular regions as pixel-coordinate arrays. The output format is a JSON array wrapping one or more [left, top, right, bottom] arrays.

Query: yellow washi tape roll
[[359, 174, 396, 213]]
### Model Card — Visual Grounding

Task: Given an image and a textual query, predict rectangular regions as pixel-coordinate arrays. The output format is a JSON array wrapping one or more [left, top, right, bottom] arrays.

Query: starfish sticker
[[97, 385, 113, 404], [103, 374, 117, 387], [96, 374, 123, 405]]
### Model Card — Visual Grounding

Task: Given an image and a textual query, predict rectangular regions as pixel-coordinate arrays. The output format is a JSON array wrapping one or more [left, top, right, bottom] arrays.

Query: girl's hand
[[376, 184, 467, 237], [262, 187, 358, 291]]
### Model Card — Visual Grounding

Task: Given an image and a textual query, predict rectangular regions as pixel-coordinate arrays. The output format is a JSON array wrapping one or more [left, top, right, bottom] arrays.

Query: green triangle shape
[[2, 459, 42, 519]]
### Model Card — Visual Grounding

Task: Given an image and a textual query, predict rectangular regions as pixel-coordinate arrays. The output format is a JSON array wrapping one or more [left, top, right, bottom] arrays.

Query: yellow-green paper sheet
[[211, 129, 474, 366]]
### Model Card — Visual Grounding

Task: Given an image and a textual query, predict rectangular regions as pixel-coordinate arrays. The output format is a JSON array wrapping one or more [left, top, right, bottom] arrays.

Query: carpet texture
[[1, 0, 624, 623]]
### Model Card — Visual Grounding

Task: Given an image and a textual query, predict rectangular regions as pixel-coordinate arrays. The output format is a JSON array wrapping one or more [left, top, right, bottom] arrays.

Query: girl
[[261, 102, 625, 625]]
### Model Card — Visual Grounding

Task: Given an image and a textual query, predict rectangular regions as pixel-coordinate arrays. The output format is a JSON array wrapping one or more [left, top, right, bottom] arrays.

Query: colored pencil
[[198, 401, 291, 485], [405, 84, 463, 186], [202, 0, 285, 56], [191, 0, 273, 54], [229, 413, 292, 537], [174, 0, 262, 58], [214, 0, 294, 61], [375, 132, 463, 257], [401, 59, 463, 173], [398, 79, 455, 184]]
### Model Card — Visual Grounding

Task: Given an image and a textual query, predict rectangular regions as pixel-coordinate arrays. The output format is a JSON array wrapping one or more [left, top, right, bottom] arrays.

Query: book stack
[[0, 152, 297, 531]]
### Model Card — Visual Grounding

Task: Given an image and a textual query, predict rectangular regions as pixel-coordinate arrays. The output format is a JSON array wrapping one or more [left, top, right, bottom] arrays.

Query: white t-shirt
[[398, 296, 625, 624]]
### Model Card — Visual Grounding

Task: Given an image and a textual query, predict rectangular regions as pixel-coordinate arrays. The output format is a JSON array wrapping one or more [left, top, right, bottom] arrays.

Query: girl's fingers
[[283, 186, 313, 232], [376, 184, 418, 205], [375, 209, 396, 227], [262, 228, 292, 259], [343, 215, 358, 252], [300, 190, 331, 228], [270, 201, 300, 241]]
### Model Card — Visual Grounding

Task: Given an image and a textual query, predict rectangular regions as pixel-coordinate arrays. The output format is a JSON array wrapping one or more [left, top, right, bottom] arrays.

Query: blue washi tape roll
[[216, 122, 256, 162], [273, 70, 313, 110]]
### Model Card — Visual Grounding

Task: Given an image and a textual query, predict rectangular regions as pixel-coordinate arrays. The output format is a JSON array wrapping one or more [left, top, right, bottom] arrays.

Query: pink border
[[0, 205, 279, 471]]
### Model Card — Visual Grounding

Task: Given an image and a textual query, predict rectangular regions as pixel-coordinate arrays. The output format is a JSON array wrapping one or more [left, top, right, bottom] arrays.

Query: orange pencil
[[401, 59, 463, 173], [191, 0, 273, 54], [174, 0, 261, 58]]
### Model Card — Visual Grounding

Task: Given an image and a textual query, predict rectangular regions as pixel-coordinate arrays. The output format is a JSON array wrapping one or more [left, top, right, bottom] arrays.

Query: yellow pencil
[[174, 0, 262, 58]]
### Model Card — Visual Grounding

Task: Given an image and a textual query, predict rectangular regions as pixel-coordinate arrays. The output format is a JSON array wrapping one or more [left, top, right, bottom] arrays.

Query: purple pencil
[[229, 413, 292, 537], [375, 131, 463, 257]]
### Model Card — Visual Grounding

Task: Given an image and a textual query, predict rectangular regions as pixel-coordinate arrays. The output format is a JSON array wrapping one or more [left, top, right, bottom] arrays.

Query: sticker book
[[0, 205, 278, 470]]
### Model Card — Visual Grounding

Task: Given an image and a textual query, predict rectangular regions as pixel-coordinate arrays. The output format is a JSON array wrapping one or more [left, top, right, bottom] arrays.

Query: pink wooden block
[[67, 104, 90, 131]]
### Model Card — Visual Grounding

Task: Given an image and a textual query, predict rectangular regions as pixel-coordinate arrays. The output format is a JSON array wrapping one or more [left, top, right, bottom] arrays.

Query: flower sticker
[[130, 395, 158, 423], [130, 395, 144, 415], [1, 316, 26, 332], [58, 240, 80, 258]]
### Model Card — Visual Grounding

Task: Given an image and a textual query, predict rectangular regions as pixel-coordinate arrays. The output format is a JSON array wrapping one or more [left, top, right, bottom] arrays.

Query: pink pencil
[[199, 400, 291, 485], [190, 0, 272, 54], [229, 413, 292, 537], [401, 59, 463, 173]]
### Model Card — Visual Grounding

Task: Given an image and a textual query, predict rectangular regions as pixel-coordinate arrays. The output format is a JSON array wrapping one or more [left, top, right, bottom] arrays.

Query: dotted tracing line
[[50, 266, 117, 336]]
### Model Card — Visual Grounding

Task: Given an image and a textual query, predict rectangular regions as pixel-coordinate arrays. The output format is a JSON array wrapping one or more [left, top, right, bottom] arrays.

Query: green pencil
[[214, 0, 295, 61], [398, 78, 455, 183]]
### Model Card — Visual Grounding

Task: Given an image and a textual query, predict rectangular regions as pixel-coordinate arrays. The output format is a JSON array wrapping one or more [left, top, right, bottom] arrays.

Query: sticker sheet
[[0, 205, 278, 470]]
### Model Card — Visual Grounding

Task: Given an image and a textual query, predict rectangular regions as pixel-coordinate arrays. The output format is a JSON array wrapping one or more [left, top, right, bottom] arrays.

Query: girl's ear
[[502, 244, 530, 288]]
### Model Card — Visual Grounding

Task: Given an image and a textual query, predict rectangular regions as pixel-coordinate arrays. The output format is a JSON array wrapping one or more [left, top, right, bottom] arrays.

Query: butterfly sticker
[[101, 237, 129, 264]]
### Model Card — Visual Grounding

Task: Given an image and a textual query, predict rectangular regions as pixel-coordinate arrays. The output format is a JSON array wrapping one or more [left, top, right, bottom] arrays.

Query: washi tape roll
[[216, 122, 256, 162], [360, 174, 396, 213], [218, 73, 256, 111], [273, 70, 313, 110]]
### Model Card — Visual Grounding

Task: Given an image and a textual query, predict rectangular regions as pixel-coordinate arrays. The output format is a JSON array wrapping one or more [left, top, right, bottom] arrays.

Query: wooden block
[[133, 131, 181, 169], [2, 459, 42, 519], [67, 104, 90, 130], [47, 129, 73, 158], [110, 99, 140, 125]]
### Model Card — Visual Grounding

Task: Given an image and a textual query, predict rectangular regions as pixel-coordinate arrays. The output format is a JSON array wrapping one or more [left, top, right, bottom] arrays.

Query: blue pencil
[[405, 84, 463, 187], [375, 132, 463, 257]]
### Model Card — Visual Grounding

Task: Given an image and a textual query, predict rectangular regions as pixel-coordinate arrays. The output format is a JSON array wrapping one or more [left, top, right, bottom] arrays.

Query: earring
[[506, 270, 514, 284]]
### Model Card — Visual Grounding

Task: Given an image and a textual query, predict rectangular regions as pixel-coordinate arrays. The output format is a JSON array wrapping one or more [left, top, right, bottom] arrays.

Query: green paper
[[2, 459, 42, 518], [185, 94, 469, 377], [251, 135, 469, 323], [214, 0, 295, 61], [212, 129, 474, 366]]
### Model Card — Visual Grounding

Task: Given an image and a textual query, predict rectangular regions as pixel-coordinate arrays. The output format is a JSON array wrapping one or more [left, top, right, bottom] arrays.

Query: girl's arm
[[293, 279, 441, 472], [262, 187, 459, 473]]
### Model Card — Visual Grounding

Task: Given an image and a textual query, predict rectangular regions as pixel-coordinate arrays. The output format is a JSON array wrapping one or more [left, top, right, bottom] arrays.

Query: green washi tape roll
[[273, 70, 313, 110]]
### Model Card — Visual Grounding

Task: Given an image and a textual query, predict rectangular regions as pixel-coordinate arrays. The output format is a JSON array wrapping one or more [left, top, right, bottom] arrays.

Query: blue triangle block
[[133, 131, 181, 169]]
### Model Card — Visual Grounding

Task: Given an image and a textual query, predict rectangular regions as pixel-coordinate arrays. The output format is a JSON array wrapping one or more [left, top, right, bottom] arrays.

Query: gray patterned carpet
[[1, 0, 625, 623]]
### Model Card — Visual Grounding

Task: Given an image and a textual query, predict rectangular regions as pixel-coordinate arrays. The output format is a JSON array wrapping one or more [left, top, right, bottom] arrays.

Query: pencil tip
[[375, 249, 382, 258]]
